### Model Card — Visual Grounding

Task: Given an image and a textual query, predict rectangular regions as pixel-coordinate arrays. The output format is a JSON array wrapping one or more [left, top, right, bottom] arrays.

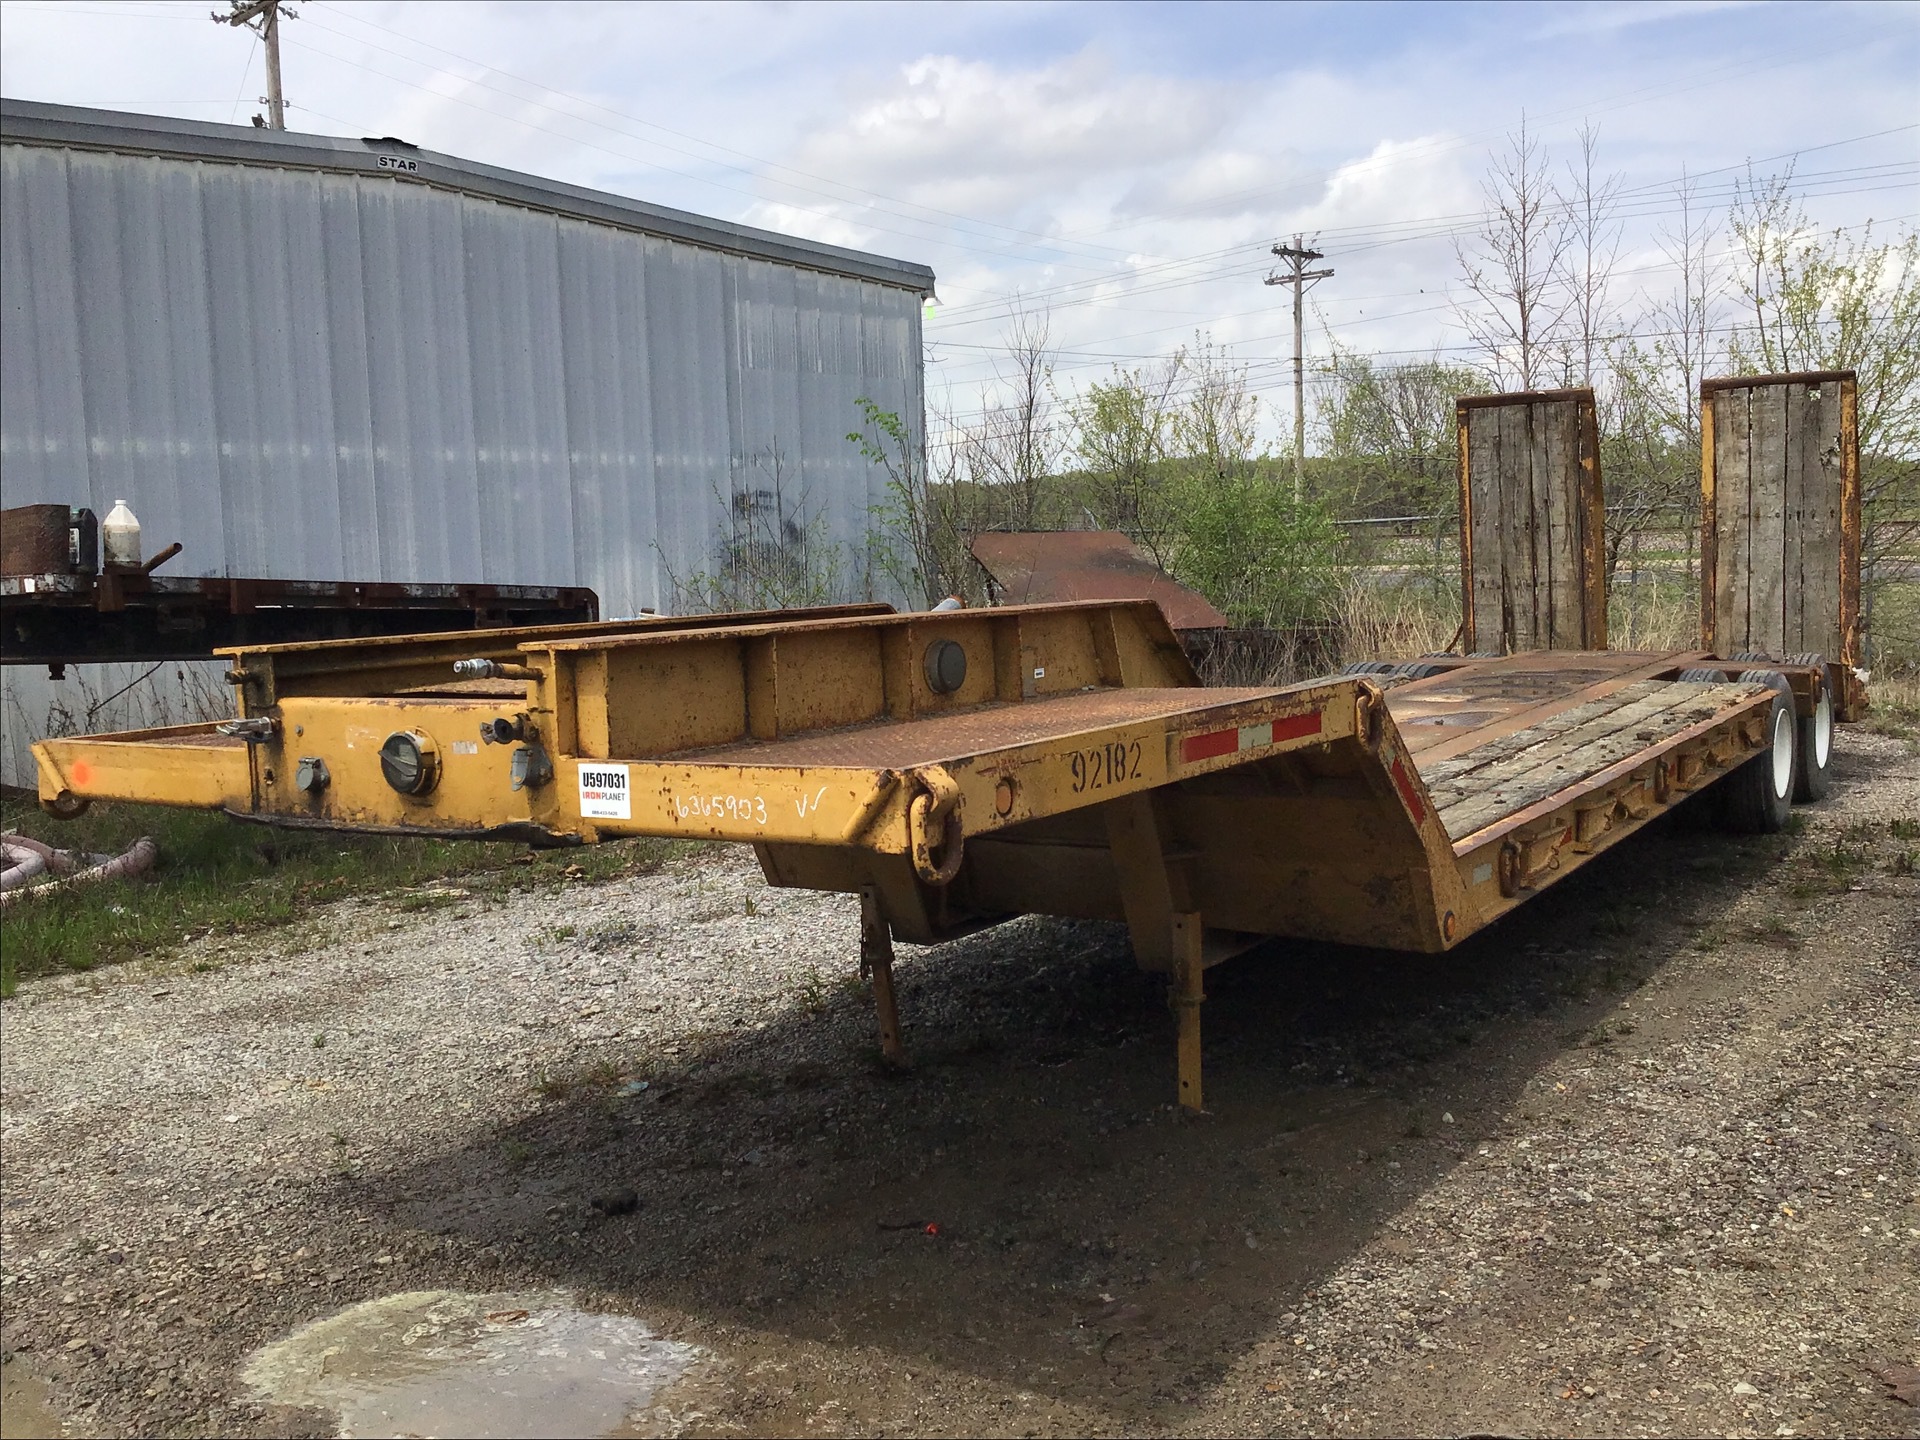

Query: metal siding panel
[[721, 252, 748, 526], [318, 173, 379, 579], [350, 178, 423, 578], [65, 153, 140, 524], [556, 216, 655, 617], [462, 197, 572, 588], [196, 160, 273, 574], [401, 179, 483, 583], [739, 259, 805, 547], [648, 241, 732, 605], [0, 148, 90, 507], [283, 169, 348, 579]]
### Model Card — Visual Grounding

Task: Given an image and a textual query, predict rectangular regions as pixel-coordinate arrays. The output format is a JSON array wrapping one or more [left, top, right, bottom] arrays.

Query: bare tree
[[967, 308, 1065, 529], [1561, 121, 1624, 387], [1604, 170, 1727, 638], [1454, 116, 1574, 389]]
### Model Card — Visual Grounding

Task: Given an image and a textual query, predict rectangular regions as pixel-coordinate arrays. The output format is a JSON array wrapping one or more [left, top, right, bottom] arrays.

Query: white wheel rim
[[1813, 689, 1833, 769], [1770, 706, 1794, 798]]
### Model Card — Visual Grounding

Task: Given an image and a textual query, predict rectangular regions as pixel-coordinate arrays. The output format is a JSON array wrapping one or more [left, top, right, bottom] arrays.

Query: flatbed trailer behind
[[31, 601, 1834, 1109]]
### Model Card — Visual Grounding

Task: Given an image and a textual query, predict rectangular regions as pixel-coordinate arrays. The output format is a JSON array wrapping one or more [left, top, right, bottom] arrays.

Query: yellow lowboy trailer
[[32, 600, 1833, 1110]]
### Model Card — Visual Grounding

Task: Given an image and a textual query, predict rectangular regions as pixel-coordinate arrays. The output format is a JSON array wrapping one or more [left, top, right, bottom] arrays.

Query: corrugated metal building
[[0, 99, 933, 785]]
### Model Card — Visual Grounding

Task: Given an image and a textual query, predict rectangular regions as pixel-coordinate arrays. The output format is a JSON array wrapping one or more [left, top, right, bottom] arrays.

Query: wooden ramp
[[1456, 388, 1606, 654], [1700, 370, 1862, 716]]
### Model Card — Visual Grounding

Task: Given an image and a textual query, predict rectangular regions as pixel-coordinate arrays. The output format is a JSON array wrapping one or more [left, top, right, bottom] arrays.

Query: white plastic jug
[[102, 499, 142, 567]]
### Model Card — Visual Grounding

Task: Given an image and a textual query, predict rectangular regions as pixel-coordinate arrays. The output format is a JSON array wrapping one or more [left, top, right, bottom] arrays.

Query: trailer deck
[[29, 601, 1830, 1110]]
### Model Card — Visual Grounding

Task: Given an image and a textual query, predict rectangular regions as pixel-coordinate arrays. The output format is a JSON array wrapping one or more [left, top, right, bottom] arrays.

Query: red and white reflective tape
[[1179, 711, 1321, 764]]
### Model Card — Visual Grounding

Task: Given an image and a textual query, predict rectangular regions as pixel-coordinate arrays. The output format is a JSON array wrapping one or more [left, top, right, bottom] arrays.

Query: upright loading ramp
[[1456, 387, 1606, 654], [1700, 370, 1864, 717]]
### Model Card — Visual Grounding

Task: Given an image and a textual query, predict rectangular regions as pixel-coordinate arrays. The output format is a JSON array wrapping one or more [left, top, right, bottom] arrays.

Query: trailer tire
[[1718, 681, 1795, 833], [1468, 650, 1504, 658], [1793, 668, 1834, 803], [1389, 660, 1452, 679], [1729, 650, 1773, 663], [1341, 660, 1397, 676], [1676, 667, 1727, 683]]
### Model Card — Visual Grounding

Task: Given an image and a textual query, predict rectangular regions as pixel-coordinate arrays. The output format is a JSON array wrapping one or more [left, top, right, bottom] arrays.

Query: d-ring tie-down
[[907, 767, 964, 886]]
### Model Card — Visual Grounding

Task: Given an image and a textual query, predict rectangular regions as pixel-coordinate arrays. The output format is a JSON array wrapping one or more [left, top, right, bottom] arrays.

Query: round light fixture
[[379, 730, 439, 795], [923, 639, 967, 695]]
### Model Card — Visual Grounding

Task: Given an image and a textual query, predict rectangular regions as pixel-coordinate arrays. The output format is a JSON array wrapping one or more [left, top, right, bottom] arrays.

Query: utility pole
[[1264, 236, 1333, 502], [213, 0, 294, 130]]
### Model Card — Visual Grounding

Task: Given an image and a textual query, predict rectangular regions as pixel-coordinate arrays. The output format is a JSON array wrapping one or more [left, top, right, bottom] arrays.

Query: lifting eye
[[923, 639, 967, 695], [379, 730, 439, 796]]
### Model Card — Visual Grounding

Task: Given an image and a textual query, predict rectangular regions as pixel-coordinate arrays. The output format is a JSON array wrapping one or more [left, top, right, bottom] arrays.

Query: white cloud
[[784, 50, 1239, 222]]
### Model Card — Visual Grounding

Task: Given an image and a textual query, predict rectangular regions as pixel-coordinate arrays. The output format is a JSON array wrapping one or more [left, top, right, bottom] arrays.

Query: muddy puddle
[[240, 1290, 700, 1439], [0, 1352, 68, 1438]]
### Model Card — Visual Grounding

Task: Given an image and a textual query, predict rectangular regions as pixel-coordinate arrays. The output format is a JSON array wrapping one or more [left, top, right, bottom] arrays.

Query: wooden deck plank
[[1435, 681, 1758, 839], [1798, 380, 1844, 658], [1467, 406, 1505, 652], [1782, 383, 1808, 654], [1498, 403, 1534, 648], [1714, 387, 1751, 653], [1749, 384, 1788, 654], [1416, 683, 1662, 792], [1542, 399, 1580, 646], [1413, 683, 1681, 806], [1528, 402, 1554, 646], [1394, 651, 1691, 766], [1424, 680, 1707, 807]]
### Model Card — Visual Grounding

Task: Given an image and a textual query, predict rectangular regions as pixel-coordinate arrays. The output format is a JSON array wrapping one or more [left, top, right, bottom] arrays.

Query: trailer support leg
[[859, 884, 907, 1067], [1172, 911, 1205, 1112]]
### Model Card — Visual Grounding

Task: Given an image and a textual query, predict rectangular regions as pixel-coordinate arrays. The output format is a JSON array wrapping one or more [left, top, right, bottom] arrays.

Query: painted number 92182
[[1069, 740, 1142, 793]]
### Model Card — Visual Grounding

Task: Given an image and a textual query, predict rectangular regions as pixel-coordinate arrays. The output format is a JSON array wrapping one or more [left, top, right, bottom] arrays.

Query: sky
[[2, 0, 1916, 442]]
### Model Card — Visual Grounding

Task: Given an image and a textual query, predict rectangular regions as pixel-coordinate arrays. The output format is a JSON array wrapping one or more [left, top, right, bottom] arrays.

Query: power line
[[928, 310, 1903, 433], [930, 150, 1917, 326], [925, 173, 1917, 349], [928, 203, 1918, 372]]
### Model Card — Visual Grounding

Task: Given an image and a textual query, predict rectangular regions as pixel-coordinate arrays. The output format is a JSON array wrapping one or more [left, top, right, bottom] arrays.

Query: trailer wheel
[[1676, 667, 1727, 682], [1718, 679, 1795, 833], [1467, 650, 1504, 658], [1389, 660, 1452, 679], [1729, 650, 1774, 663], [1792, 668, 1834, 802], [1341, 660, 1397, 675]]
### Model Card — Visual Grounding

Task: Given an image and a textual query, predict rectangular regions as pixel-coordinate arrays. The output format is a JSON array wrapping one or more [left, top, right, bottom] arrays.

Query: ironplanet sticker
[[579, 763, 632, 819]]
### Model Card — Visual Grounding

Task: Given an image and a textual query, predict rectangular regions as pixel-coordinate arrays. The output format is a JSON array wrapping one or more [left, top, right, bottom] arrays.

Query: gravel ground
[[1, 729, 1916, 1438]]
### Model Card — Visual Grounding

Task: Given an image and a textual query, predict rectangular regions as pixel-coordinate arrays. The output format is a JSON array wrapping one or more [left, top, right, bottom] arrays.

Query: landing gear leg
[[1172, 912, 1205, 1113], [859, 884, 907, 1067]]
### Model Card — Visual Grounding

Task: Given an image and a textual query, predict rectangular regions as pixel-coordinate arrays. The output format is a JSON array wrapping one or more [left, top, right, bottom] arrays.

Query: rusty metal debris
[[970, 531, 1227, 632]]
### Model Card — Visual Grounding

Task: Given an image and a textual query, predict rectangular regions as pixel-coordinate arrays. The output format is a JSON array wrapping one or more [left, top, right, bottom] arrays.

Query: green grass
[[0, 797, 702, 998]]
